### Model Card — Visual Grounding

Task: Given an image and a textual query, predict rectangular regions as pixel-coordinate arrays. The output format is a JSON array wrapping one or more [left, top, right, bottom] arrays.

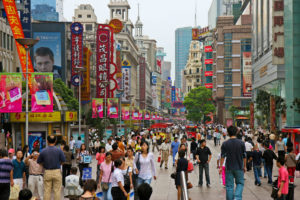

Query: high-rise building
[[31, 0, 64, 22], [162, 61, 171, 81], [175, 27, 193, 89], [208, 0, 226, 29]]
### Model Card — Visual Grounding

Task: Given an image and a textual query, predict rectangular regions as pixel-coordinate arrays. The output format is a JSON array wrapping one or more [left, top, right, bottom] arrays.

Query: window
[[85, 24, 93, 31], [225, 89, 233, 97], [225, 74, 232, 82], [78, 14, 82, 18], [189, 69, 192, 74], [197, 79, 200, 83], [3, 33, 6, 49], [196, 68, 200, 73], [87, 14, 91, 18]]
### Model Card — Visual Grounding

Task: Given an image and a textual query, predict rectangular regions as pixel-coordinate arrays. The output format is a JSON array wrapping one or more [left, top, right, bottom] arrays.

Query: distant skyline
[[64, 0, 213, 80]]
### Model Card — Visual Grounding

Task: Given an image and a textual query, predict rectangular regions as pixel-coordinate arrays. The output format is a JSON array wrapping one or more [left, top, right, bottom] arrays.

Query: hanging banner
[[81, 47, 91, 102], [138, 110, 143, 120], [242, 52, 252, 97], [121, 60, 131, 103], [107, 98, 118, 118], [122, 106, 130, 120], [171, 86, 176, 103], [92, 98, 103, 118], [2, 0, 34, 76], [151, 113, 156, 120], [70, 22, 84, 86], [270, 96, 276, 132], [31, 73, 53, 113], [20, 0, 31, 38], [132, 107, 139, 120], [144, 110, 150, 120], [96, 24, 113, 98], [0, 73, 22, 113]]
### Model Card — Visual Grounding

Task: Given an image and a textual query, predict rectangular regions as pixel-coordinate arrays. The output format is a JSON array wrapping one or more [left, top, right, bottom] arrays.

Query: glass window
[[3, 33, 6, 49], [225, 74, 232, 82], [225, 89, 232, 97], [85, 24, 93, 31], [78, 14, 82, 18], [87, 14, 91, 18], [197, 78, 200, 83], [196, 68, 199, 73]]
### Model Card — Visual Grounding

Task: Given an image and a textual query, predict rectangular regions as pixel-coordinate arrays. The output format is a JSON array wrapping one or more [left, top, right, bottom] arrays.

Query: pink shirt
[[96, 153, 105, 165], [278, 166, 289, 194], [100, 161, 113, 183]]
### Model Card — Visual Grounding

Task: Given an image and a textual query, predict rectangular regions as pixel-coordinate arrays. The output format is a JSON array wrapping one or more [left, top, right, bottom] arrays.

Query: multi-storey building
[[175, 27, 193, 89], [213, 15, 252, 125], [183, 40, 202, 96], [161, 61, 171, 81], [31, 0, 64, 22]]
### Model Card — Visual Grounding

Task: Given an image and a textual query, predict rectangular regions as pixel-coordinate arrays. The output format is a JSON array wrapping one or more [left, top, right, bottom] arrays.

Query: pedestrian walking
[[37, 135, 66, 200], [12, 149, 26, 190], [77, 144, 90, 185], [160, 138, 170, 169], [69, 136, 76, 154], [24, 149, 44, 200], [217, 153, 226, 187], [249, 145, 262, 186], [276, 157, 289, 200], [120, 157, 133, 193], [105, 138, 113, 152], [99, 152, 113, 200], [62, 145, 73, 186], [64, 167, 83, 198], [96, 146, 106, 184], [245, 137, 253, 171], [175, 150, 188, 200], [80, 179, 99, 200], [195, 139, 212, 187], [220, 126, 246, 200], [111, 143, 125, 162], [152, 134, 159, 152], [262, 141, 277, 184], [276, 136, 286, 160], [171, 137, 180, 166], [94, 138, 101, 154], [22, 145, 30, 185], [190, 137, 197, 164], [111, 159, 128, 200], [75, 137, 83, 151], [0, 148, 14, 200], [134, 141, 156, 186], [285, 147, 297, 183]]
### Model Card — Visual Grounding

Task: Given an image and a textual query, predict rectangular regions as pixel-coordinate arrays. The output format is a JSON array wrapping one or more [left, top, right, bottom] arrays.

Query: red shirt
[[278, 166, 289, 194], [96, 153, 105, 165]]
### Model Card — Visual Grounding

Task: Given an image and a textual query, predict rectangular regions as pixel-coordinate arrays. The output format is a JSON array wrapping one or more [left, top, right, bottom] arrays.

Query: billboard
[[33, 32, 62, 80], [31, 73, 53, 113], [144, 110, 150, 120], [92, 98, 103, 118], [192, 27, 210, 40], [204, 46, 213, 52], [242, 52, 252, 97], [205, 59, 213, 65], [28, 132, 46, 153], [0, 73, 22, 113], [122, 106, 130, 120], [121, 61, 131, 103], [107, 98, 118, 119]]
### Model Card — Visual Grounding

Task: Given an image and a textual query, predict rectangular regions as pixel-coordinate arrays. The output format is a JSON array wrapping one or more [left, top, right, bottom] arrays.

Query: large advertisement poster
[[242, 52, 252, 97], [0, 73, 22, 113], [92, 98, 103, 118], [28, 132, 46, 153], [121, 61, 131, 103], [132, 107, 139, 120], [33, 32, 62, 80], [31, 73, 53, 113], [122, 107, 130, 120], [107, 98, 118, 118]]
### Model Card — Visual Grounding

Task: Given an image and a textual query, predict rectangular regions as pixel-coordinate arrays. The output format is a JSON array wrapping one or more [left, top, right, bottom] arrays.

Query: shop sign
[[10, 111, 61, 122], [65, 111, 78, 122], [260, 65, 268, 78], [205, 83, 213, 89], [205, 71, 213, 76], [272, 0, 285, 65], [204, 46, 213, 52], [121, 60, 131, 103], [242, 52, 252, 97], [109, 19, 123, 33], [205, 59, 213, 65]]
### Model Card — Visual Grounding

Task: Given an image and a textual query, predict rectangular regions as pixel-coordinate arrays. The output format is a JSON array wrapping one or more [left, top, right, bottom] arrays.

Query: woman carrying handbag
[[99, 152, 114, 200], [175, 150, 191, 200]]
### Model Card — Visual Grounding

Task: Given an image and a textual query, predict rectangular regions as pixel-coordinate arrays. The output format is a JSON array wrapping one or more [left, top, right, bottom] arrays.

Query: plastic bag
[[9, 184, 20, 200]]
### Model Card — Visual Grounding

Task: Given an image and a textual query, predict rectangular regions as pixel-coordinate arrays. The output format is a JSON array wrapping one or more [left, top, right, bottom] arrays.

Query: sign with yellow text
[[65, 111, 78, 122], [10, 112, 61, 122]]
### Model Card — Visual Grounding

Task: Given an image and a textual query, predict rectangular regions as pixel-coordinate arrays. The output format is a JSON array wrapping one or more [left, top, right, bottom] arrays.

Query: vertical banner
[[121, 61, 131, 103], [2, 0, 34, 75], [81, 47, 91, 102], [0, 73, 22, 113], [242, 52, 252, 97], [250, 102, 254, 129], [70, 22, 83, 86], [138, 110, 143, 120], [132, 107, 139, 120], [144, 110, 150, 120], [107, 98, 118, 118], [156, 59, 162, 74], [31, 73, 53, 113], [116, 44, 122, 90], [96, 25, 113, 98], [139, 57, 146, 109], [171, 86, 176, 103], [151, 112, 155, 120], [20, 0, 31, 38], [122, 107, 130, 120], [92, 98, 103, 118], [270, 96, 276, 132]]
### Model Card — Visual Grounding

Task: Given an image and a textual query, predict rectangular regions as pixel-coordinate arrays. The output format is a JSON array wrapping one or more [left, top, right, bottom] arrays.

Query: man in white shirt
[[222, 127, 227, 139], [152, 134, 159, 152], [245, 138, 253, 171], [69, 136, 76, 153], [94, 138, 101, 153], [105, 138, 113, 152], [160, 139, 171, 169]]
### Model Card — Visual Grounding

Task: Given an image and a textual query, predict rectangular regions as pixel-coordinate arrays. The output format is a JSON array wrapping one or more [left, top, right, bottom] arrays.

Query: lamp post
[[117, 89, 124, 135], [16, 38, 39, 146], [128, 95, 134, 131], [101, 81, 109, 138], [74, 67, 86, 141]]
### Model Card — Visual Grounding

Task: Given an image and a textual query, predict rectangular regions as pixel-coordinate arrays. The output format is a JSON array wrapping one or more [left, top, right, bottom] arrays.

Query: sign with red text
[[272, 0, 284, 65], [205, 59, 213, 65], [205, 71, 213, 77], [204, 46, 213, 52]]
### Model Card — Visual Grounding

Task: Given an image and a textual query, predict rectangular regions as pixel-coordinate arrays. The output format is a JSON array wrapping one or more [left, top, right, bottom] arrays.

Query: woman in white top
[[134, 141, 156, 186], [111, 159, 128, 200]]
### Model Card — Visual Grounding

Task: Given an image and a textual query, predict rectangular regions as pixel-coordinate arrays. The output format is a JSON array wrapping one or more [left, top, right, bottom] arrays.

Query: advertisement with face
[[28, 132, 46, 153], [33, 32, 62, 80], [107, 98, 118, 118], [92, 98, 103, 118], [122, 106, 130, 120]]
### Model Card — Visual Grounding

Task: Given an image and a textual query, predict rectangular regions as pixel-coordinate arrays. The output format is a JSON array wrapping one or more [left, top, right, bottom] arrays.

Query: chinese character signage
[[270, 96, 276, 132], [242, 52, 252, 97], [192, 27, 210, 40], [205, 71, 213, 76], [107, 98, 118, 119], [31, 73, 53, 113], [171, 86, 176, 103], [20, 0, 31, 38], [81, 47, 91, 102], [0, 73, 22, 113], [10, 112, 61, 122], [92, 98, 103, 118], [122, 106, 130, 120], [70, 22, 83, 86], [205, 83, 213, 89], [121, 60, 131, 103], [139, 57, 146, 109], [204, 46, 213, 52], [205, 59, 213, 65], [272, 0, 284, 65]]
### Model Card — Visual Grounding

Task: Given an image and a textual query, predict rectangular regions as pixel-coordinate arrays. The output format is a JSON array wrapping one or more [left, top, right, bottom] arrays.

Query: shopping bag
[[187, 161, 194, 172], [127, 190, 134, 200], [9, 184, 20, 200], [157, 154, 161, 163]]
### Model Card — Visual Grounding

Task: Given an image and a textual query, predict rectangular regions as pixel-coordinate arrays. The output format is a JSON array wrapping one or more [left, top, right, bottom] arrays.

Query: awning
[[236, 116, 249, 120]]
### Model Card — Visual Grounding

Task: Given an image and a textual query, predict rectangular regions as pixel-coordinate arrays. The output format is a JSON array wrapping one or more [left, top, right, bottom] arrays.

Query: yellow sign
[[65, 111, 78, 122], [10, 112, 61, 122]]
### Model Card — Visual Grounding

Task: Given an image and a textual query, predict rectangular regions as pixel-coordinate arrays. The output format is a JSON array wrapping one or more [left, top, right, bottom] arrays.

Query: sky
[[64, 0, 213, 80]]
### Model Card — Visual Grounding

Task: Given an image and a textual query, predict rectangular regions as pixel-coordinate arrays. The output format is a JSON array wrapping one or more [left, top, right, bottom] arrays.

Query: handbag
[[124, 167, 131, 192], [271, 187, 279, 199], [157, 154, 161, 163], [187, 182, 193, 189], [102, 163, 113, 191], [187, 161, 194, 173], [170, 172, 177, 179]]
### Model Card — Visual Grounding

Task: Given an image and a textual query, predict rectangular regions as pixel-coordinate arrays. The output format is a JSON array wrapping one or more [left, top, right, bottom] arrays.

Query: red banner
[[2, 0, 34, 76], [204, 46, 213, 52], [70, 22, 83, 86], [270, 96, 276, 132], [205, 59, 213, 64], [81, 47, 91, 101], [205, 71, 213, 76], [205, 83, 213, 89]]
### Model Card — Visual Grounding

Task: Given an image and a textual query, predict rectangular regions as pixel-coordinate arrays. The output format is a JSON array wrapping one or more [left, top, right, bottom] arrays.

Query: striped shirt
[[0, 159, 13, 183]]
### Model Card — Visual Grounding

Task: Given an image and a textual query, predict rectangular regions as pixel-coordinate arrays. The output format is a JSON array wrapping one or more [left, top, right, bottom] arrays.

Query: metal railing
[[180, 171, 189, 200]]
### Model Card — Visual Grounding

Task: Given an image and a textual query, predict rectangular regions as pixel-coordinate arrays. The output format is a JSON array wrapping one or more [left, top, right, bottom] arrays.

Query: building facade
[[31, 0, 64, 21]]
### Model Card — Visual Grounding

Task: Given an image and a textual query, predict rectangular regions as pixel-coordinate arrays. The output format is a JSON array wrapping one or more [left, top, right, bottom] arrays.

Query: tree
[[183, 86, 215, 123], [53, 78, 79, 111], [229, 105, 239, 124]]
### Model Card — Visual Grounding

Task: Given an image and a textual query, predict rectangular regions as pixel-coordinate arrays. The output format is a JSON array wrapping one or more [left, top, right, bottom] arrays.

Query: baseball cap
[[8, 148, 15, 154]]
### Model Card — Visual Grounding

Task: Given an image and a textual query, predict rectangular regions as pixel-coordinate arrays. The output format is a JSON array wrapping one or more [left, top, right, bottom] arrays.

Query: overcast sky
[[64, 0, 213, 79]]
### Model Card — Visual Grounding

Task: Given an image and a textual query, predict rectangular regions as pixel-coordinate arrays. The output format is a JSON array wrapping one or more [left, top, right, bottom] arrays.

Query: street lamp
[[16, 38, 39, 146], [101, 81, 110, 138], [128, 95, 134, 131], [73, 67, 86, 141], [117, 89, 124, 135]]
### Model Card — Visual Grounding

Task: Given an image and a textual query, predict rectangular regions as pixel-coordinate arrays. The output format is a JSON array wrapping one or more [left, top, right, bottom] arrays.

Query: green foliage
[[183, 86, 215, 123], [53, 79, 79, 111], [292, 98, 300, 113], [86, 108, 104, 139], [229, 105, 239, 123]]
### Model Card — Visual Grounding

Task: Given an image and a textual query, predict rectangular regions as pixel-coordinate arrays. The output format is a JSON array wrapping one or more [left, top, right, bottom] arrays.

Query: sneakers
[[206, 184, 210, 187]]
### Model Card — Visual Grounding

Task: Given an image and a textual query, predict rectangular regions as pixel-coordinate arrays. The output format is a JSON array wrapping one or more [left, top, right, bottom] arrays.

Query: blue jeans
[[101, 182, 112, 200], [253, 166, 261, 184], [137, 177, 152, 187], [225, 170, 244, 200], [198, 163, 210, 185], [261, 158, 267, 177], [172, 151, 178, 164], [265, 165, 273, 184]]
